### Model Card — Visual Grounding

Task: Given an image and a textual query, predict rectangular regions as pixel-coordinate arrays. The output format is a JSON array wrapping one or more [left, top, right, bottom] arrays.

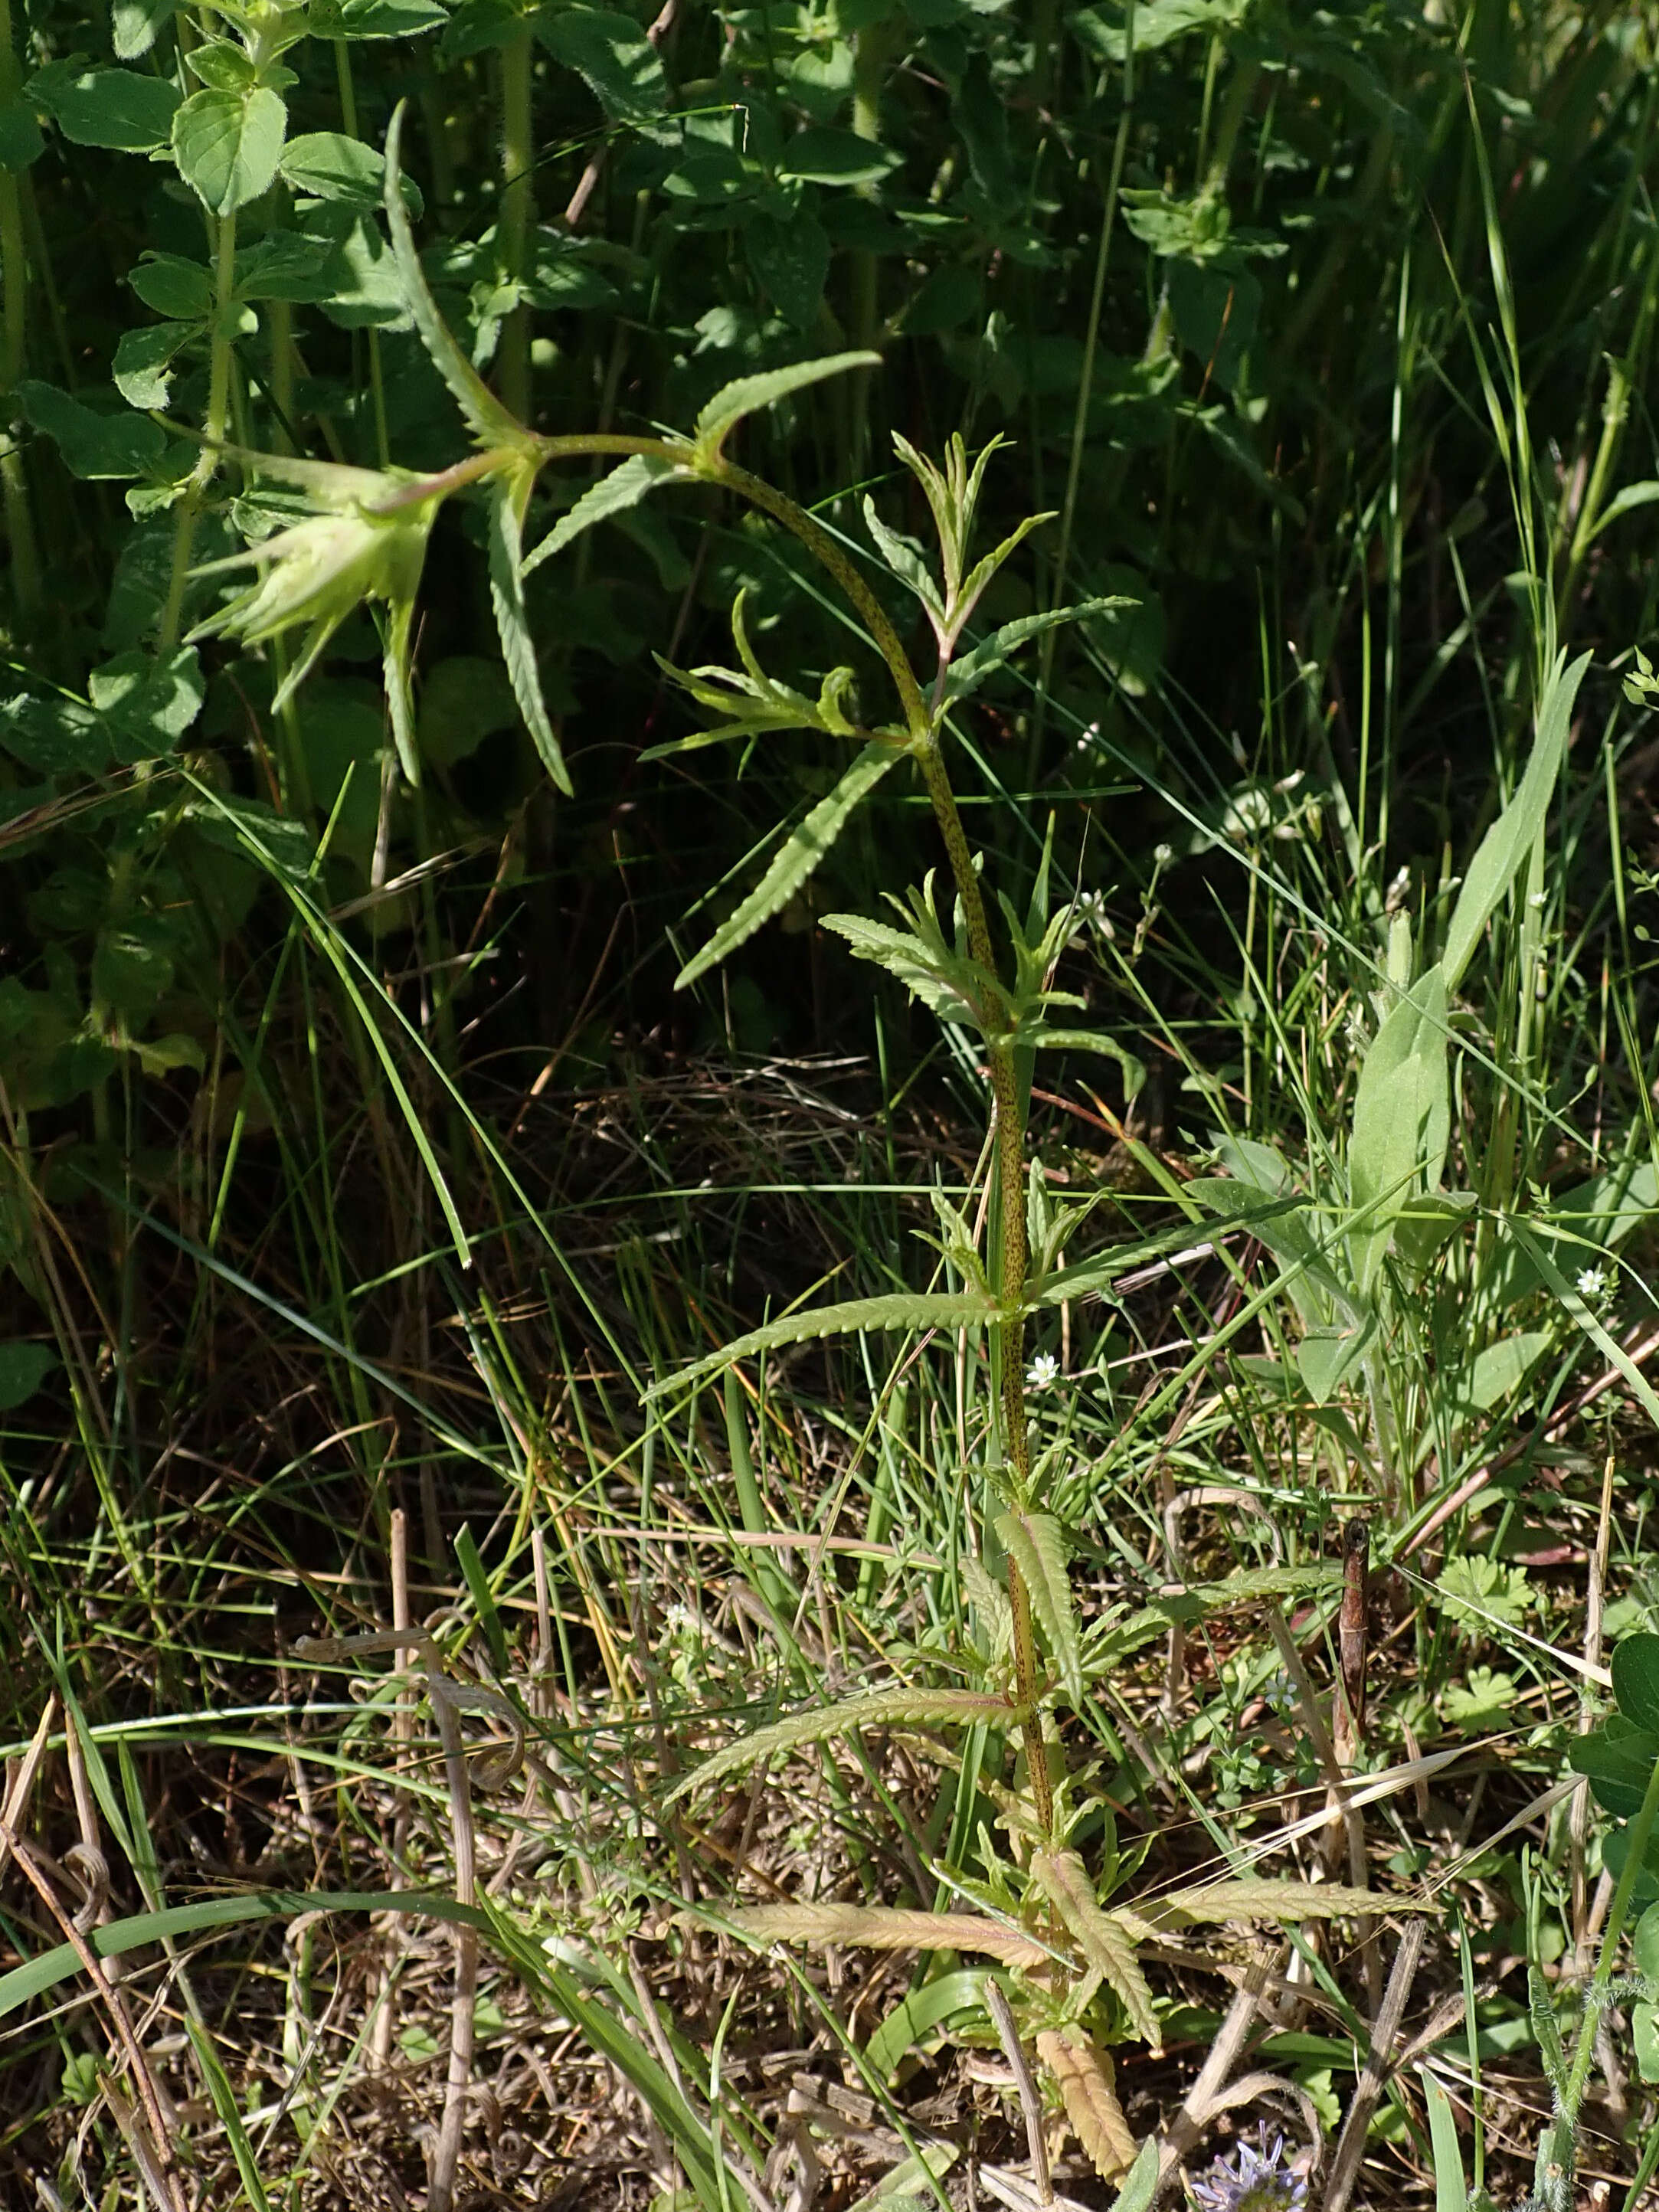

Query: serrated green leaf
[[947, 598, 1131, 702], [523, 453, 680, 576], [1142, 1879, 1392, 1928], [663, 1687, 1013, 1807], [647, 1291, 998, 1399], [863, 496, 941, 617], [1442, 650, 1589, 990], [948, 510, 1052, 639], [1030, 1849, 1160, 2047], [281, 129, 420, 214], [383, 101, 528, 448], [535, 5, 668, 124], [172, 85, 286, 216], [996, 1510, 1081, 1706], [694, 350, 881, 465], [113, 0, 177, 58], [1030, 1029, 1147, 1097], [28, 62, 178, 150], [678, 742, 901, 990], [488, 473, 571, 794], [20, 382, 168, 480]]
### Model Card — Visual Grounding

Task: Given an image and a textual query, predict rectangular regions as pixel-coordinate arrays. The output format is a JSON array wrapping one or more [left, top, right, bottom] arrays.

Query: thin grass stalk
[[0, 0, 39, 615], [1032, 13, 1135, 758], [498, 26, 535, 427]]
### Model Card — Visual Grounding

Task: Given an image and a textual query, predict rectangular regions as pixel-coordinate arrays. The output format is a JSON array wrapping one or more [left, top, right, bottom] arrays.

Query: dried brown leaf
[[1036, 2025, 1137, 2181]]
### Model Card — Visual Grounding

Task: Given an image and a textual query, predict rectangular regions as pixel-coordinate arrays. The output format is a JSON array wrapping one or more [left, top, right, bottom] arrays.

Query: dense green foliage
[[4, 0, 1659, 2205]]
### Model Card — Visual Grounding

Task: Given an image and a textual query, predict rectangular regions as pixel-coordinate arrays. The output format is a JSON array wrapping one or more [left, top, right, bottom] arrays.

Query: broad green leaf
[[1106, 2137, 1162, 2212], [129, 252, 214, 320], [19, 382, 168, 480], [694, 350, 881, 465], [0, 1341, 55, 1411], [0, 100, 44, 169], [535, 6, 668, 124], [488, 473, 571, 794], [647, 1291, 999, 1397], [677, 742, 901, 990], [1419, 2069, 1465, 2212], [1347, 964, 1449, 1293], [1614, 1637, 1659, 1736], [28, 63, 178, 149], [996, 1511, 1081, 1707], [90, 647, 204, 751], [1441, 650, 1589, 990], [172, 85, 286, 215], [523, 453, 680, 576], [745, 208, 831, 332], [113, 324, 194, 411], [862, 1969, 987, 2083], [777, 126, 901, 186], [383, 102, 528, 447], [946, 599, 1131, 702], [1294, 1310, 1378, 1404], [312, 0, 447, 34], [1569, 1718, 1659, 1818], [113, 0, 178, 57], [281, 129, 419, 213], [1451, 1329, 1550, 1415], [663, 1687, 1013, 1807], [1634, 2004, 1659, 2085]]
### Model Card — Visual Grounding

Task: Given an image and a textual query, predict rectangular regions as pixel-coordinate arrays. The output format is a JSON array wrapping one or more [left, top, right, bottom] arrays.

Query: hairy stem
[[160, 208, 239, 648]]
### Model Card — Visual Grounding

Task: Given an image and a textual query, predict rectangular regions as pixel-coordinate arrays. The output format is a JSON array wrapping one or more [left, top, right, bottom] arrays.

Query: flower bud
[[189, 463, 446, 780]]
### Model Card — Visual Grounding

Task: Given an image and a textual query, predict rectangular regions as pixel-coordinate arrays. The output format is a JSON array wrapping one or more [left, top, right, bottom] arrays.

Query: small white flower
[[1576, 1265, 1611, 1302], [1026, 1353, 1061, 1393]]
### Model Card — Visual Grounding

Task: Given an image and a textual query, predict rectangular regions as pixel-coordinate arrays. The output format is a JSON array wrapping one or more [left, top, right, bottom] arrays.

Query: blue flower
[[1189, 2129, 1308, 2212]]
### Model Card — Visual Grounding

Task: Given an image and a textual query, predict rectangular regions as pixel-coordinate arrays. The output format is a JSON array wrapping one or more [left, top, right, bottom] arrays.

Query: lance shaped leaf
[[891, 430, 1004, 607], [1031, 1848, 1161, 2047], [1036, 2027, 1137, 2182], [996, 1512, 1082, 1707], [523, 453, 682, 575], [1442, 649, 1589, 990], [694, 351, 881, 466], [862, 496, 943, 624], [1347, 963, 1450, 1293], [946, 599, 1133, 704], [678, 741, 904, 990], [708, 1903, 1048, 1969], [826, 872, 1006, 1035], [663, 1686, 1013, 1806], [383, 101, 532, 451], [489, 465, 571, 794], [647, 1288, 1000, 1399], [1138, 1878, 1397, 1929], [653, 591, 871, 756]]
